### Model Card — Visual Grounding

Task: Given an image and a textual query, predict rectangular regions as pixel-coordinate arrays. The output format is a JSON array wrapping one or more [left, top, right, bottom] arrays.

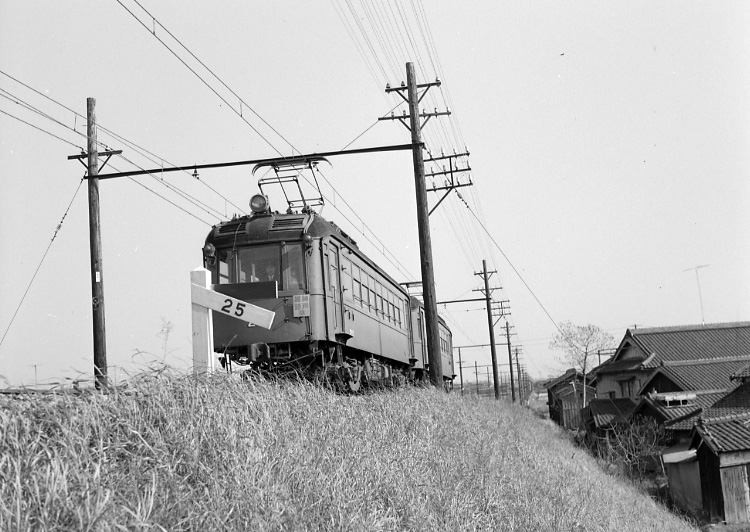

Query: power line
[[0, 176, 86, 348]]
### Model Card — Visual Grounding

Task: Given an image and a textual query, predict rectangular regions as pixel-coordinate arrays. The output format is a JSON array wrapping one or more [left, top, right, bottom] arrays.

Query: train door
[[325, 242, 345, 336]]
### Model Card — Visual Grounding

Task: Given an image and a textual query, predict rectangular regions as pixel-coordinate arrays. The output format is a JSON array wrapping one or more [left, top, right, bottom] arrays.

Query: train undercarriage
[[217, 340, 430, 393]]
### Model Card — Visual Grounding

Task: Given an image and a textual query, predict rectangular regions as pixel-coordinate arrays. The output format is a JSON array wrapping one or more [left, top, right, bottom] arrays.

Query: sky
[[1, 1, 749, 388]]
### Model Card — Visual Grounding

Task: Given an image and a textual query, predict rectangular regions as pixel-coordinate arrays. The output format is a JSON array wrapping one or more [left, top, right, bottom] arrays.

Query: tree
[[549, 321, 614, 406]]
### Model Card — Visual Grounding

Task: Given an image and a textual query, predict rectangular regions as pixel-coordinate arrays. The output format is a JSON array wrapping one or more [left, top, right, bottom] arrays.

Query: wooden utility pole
[[381, 63, 449, 388], [406, 62, 441, 388], [481, 260, 500, 399], [515, 347, 522, 402], [87, 98, 107, 390], [505, 321, 516, 402], [457, 347, 464, 395]]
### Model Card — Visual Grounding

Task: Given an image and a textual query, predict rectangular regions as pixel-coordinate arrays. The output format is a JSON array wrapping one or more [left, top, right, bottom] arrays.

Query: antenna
[[683, 264, 709, 325]]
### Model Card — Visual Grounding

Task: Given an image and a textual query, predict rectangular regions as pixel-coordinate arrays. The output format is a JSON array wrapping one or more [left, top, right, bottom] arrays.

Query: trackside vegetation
[[0, 373, 697, 531]]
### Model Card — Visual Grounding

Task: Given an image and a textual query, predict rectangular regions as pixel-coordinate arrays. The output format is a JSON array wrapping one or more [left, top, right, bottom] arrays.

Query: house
[[581, 397, 637, 450], [665, 364, 750, 521], [594, 322, 750, 404], [690, 410, 750, 524], [543, 368, 595, 430]]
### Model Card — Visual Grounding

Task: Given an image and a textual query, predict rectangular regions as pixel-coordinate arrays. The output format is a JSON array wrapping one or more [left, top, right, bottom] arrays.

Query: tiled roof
[[543, 368, 591, 391], [732, 363, 750, 381], [640, 360, 748, 394], [634, 392, 725, 431], [592, 358, 644, 375], [695, 411, 750, 454], [588, 398, 637, 428], [630, 322, 750, 368], [704, 381, 750, 418]]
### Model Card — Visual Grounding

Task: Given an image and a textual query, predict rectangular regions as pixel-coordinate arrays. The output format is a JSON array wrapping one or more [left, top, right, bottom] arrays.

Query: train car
[[201, 193, 454, 391]]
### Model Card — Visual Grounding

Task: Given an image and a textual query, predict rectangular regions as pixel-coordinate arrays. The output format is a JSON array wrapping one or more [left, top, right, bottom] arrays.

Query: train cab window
[[217, 249, 231, 284], [282, 244, 304, 290], [237, 245, 278, 284]]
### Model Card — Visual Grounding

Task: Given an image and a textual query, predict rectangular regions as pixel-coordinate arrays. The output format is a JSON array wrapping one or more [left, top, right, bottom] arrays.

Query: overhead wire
[[0, 69, 246, 216], [0, 176, 86, 348], [1, 85, 227, 223]]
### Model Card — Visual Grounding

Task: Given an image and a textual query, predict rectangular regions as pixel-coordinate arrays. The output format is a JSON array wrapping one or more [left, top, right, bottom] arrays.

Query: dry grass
[[0, 372, 697, 531]]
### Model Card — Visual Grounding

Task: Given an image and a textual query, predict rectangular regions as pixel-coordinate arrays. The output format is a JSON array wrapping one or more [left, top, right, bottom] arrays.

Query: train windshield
[[217, 243, 304, 290]]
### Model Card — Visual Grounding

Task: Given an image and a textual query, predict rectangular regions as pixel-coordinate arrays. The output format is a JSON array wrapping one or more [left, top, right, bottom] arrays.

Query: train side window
[[218, 249, 231, 284], [341, 256, 353, 301], [282, 244, 304, 290], [363, 273, 371, 309], [368, 276, 376, 313], [376, 283, 384, 317], [352, 265, 362, 306]]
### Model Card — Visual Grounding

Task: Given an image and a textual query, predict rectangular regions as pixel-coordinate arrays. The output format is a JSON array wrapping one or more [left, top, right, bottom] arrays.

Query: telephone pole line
[[382, 62, 448, 387]]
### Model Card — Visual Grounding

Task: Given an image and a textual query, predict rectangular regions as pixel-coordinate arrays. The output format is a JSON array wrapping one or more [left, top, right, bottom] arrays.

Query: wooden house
[[580, 397, 637, 450], [666, 364, 750, 522], [594, 322, 750, 404], [690, 410, 750, 524], [544, 369, 595, 430]]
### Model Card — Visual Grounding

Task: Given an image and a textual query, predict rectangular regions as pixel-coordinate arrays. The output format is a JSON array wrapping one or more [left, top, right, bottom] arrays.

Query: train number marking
[[190, 283, 275, 330], [220, 298, 246, 317]]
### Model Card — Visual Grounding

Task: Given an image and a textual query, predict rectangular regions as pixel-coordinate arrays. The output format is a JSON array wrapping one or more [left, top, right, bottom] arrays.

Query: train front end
[[201, 194, 323, 376]]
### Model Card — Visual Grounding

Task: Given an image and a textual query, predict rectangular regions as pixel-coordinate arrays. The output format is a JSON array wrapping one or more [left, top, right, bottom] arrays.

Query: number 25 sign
[[190, 283, 275, 329]]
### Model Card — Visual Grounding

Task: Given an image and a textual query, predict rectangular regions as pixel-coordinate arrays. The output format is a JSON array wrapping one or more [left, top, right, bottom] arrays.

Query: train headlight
[[250, 194, 270, 214], [302, 233, 313, 248], [203, 243, 216, 266]]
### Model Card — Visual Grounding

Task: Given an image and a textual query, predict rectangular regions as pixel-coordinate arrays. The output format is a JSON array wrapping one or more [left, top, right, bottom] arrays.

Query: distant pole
[[515, 347, 522, 401], [481, 260, 500, 400], [87, 98, 108, 391], [684, 264, 709, 325], [475, 360, 479, 392], [505, 321, 516, 403], [458, 347, 464, 395], [405, 62, 442, 388]]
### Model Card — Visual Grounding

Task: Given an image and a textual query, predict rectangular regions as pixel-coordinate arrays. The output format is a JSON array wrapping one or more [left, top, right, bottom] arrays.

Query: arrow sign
[[191, 283, 275, 329]]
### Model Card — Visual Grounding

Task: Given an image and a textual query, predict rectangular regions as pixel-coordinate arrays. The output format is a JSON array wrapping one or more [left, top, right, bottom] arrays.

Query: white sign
[[293, 294, 310, 317], [191, 283, 275, 330]]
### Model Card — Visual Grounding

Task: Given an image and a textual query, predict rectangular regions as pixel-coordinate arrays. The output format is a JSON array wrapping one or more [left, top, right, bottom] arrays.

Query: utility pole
[[457, 347, 464, 395], [382, 63, 448, 388], [505, 321, 516, 403], [515, 347, 522, 402], [87, 98, 108, 391], [478, 260, 500, 399], [68, 100, 121, 390]]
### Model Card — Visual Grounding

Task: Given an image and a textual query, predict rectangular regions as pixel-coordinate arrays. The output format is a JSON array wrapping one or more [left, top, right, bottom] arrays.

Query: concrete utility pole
[[505, 321, 516, 403], [87, 98, 107, 390]]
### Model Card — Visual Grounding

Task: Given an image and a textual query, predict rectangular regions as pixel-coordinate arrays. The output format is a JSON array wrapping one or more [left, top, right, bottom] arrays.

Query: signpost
[[190, 268, 275, 373]]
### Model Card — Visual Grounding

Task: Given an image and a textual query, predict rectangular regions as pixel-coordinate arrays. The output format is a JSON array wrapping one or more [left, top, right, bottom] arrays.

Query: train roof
[[206, 210, 408, 295]]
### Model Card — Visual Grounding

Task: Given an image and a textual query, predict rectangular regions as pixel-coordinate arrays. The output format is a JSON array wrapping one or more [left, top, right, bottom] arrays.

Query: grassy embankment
[[0, 373, 697, 531]]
